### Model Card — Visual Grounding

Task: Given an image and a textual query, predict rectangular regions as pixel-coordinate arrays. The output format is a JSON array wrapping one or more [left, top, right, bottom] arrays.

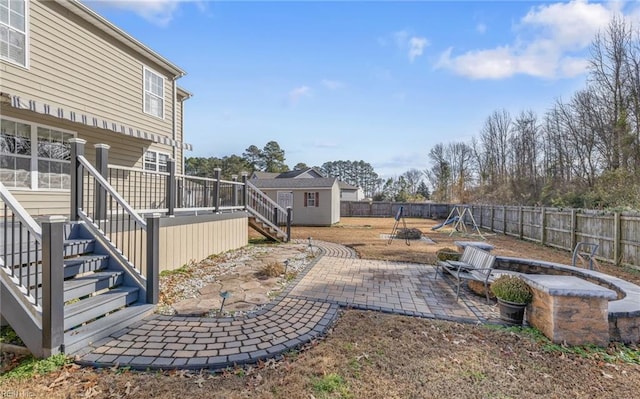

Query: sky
[[84, 0, 640, 179]]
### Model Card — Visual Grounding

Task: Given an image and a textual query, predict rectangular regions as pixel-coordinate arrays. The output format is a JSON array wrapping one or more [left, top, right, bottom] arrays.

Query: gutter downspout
[[172, 77, 177, 166]]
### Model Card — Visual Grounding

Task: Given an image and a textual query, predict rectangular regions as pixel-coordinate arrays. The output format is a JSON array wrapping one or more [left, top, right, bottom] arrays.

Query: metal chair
[[572, 242, 599, 270]]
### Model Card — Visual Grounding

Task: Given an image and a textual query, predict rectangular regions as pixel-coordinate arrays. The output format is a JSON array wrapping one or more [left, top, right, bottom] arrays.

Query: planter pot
[[497, 298, 527, 326]]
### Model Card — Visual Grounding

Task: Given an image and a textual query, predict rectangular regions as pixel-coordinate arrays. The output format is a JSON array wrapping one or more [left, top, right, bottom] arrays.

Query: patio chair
[[572, 242, 599, 270]]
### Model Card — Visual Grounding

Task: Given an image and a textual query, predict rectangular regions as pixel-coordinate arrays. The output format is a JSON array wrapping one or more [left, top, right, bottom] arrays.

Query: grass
[[159, 264, 192, 277], [0, 325, 23, 345], [311, 373, 351, 399], [486, 324, 640, 365], [0, 354, 68, 380]]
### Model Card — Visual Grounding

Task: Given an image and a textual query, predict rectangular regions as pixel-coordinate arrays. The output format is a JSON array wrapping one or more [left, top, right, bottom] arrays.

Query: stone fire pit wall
[[521, 275, 617, 346], [494, 256, 640, 344]]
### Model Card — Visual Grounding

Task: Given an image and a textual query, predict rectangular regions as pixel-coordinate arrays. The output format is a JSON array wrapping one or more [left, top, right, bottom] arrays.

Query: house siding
[[2, 108, 174, 216], [0, 1, 186, 216], [0, 1, 179, 142], [259, 184, 339, 226]]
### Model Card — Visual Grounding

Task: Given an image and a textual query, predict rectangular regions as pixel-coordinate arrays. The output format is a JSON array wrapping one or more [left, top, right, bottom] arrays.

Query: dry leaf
[[194, 376, 206, 388]]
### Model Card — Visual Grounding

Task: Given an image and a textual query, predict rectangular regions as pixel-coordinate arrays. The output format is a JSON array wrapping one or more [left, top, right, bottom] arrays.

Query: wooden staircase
[[2, 219, 154, 356], [248, 216, 288, 242], [59, 222, 154, 354]]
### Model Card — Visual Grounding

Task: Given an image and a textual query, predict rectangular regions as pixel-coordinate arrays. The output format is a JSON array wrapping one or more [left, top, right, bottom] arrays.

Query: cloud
[[408, 36, 429, 62], [436, 0, 620, 79], [288, 86, 311, 104], [476, 23, 487, 34], [86, 0, 207, 26], [381, 30, 430, 62], [321, 79, 345, 90]]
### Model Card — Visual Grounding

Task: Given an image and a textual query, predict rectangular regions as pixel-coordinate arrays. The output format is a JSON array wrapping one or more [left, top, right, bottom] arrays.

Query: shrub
[[257, 261, 284, 278], [490, 275, 533, 304], [436, 248, 461, 261]]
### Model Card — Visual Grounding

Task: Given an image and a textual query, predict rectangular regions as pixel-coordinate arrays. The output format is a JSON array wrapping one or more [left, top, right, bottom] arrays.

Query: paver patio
[[75, 241, 501, 370]]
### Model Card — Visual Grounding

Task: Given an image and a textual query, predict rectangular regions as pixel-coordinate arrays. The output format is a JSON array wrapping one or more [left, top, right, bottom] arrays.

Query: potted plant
[[490, 275, 533, 325]]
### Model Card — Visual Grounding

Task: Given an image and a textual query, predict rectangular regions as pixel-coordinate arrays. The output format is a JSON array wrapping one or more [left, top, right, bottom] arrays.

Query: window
[[0, 0, 27, 67], [144, 150, 169, 172], [143, 67, 164, 118], [0, 117, 73, 189], [304, 192, 319, 207]]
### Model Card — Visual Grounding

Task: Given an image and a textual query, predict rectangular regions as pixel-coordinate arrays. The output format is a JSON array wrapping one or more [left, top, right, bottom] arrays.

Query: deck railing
[[98, 147, 290, 240], [1, 181, 66, 356], [245, 180, 290, 240], [70, 140, 156, 303], [1, 181, 43, 307], [176, 172, 244, 212], [107, 165, 168, 213]]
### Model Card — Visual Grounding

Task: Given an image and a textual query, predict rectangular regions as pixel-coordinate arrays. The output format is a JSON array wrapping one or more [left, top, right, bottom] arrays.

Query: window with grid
[[144, 150, 169, 172], [304, 192, 319, 207], [0, 0, 27, 67], [143, 67, 164, 118], [0, 117, 73, 190]]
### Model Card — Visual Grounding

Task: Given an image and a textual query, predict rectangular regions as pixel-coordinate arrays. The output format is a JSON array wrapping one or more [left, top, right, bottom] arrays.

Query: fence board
[[340, 201, 640, 269]]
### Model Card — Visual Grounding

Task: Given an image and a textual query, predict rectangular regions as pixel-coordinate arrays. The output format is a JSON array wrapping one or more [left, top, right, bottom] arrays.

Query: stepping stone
[[244, 290, 270, 304], [199, 282, 223, 295], [240, 281, 263, 290], [224, 291, 247, 304], [219, 281, 243, 292]]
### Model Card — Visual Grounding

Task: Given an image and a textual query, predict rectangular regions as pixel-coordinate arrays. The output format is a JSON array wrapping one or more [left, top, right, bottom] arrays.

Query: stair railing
[[1, 181, 66, 356], [243, 177, 291, 241], [1, 181, 43, 307], [70, 139, 156, 302]]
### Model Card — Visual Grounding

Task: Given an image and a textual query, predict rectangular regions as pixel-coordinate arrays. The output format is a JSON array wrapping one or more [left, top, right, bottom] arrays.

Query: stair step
[[64, 239, 95, 257], [13, 254, 110, 288], [64, 255, 110, 278], [64, 303, 155, 355], [63, 271, 124, 302], [64, 286, 139, 330]]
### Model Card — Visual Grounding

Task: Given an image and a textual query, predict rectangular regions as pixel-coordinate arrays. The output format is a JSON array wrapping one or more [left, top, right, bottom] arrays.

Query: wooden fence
[[340, 201, 640, 268]]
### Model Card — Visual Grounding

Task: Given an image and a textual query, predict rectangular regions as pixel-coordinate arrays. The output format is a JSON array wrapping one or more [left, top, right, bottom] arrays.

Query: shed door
[[277, 191, 293, 208]]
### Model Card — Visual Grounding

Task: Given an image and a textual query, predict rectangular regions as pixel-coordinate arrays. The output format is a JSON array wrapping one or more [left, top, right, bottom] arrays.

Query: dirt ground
[[2, 217, 640, 398]]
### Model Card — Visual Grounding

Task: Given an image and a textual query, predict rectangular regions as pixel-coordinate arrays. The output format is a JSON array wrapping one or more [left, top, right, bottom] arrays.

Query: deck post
[[69, 138, 86, 221], [94, 144, 110, 221], [231, 175, 238, 207], [286, 207, 292, 242], [166, 159, 176, 216], [41, 215, 66, 356], [145, 213, 160, 304], [241, 172, 249, 208], [213, 168, 221, 212]]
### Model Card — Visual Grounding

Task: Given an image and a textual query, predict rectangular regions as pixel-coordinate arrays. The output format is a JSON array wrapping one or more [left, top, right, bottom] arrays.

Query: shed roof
[[252, 178, 338, 189]]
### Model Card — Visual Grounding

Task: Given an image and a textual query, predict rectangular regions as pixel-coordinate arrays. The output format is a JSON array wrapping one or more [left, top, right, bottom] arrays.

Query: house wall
[[1, 0, 186, 216], [330, 183, 341, 224], [2, 108, 172, 217], [260, 186, 339, 226], [0, 1, 181, 147], [340, 190, 359, 202]]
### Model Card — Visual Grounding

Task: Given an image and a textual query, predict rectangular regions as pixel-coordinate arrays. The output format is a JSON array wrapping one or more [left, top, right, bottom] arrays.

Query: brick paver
[[76, 240, 500, 370]]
